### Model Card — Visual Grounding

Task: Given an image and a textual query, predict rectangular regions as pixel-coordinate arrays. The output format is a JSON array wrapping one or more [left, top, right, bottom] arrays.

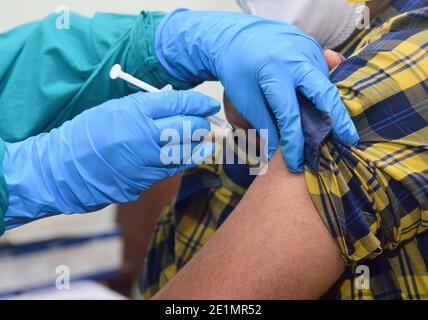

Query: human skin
[[153, 1, 391, 300], [154, 149, 345, 300], [154, 51, 347, 300]]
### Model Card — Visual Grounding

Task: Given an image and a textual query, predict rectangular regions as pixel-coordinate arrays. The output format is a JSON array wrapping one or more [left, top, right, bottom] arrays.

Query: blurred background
[[0, 0, 240, 299]]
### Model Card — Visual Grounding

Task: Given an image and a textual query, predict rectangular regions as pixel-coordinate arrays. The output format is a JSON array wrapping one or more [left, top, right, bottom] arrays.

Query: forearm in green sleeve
[[0, 11, 192, 143]]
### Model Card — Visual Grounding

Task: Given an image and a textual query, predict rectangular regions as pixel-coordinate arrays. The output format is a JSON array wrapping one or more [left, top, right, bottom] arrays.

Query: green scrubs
[[0, 11, 190, 234]]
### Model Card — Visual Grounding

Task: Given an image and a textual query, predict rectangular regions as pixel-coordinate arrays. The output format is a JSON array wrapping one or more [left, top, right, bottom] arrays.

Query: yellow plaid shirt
[[140, 0, 428, 300]]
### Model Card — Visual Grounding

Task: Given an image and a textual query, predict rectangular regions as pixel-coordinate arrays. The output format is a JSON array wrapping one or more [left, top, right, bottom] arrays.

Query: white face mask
[[237, 0, 368, 49]]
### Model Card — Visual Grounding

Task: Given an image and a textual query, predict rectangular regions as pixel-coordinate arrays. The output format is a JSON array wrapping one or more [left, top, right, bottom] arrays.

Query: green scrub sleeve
[[0, 11, 193, 143]]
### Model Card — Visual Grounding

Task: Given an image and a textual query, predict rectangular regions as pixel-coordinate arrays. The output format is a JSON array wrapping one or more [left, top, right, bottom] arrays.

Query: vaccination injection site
[[1, 0, 428, 309]]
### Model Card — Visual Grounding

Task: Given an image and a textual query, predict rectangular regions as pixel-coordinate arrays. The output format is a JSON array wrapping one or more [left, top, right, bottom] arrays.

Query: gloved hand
[[3, 91, 219, 230], [156, 9, 360, 172]]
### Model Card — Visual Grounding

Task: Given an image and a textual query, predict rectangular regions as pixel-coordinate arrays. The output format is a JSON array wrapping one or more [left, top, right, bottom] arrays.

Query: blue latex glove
[[156, 9, 360, 172], [3, 91, 219, 230]]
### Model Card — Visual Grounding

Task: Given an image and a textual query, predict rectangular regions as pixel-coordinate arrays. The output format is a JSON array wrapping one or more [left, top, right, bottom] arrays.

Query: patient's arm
[[154, 151, 345, 300]]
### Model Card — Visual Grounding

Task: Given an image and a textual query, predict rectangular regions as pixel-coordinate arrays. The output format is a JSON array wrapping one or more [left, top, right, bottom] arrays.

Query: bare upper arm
[[154, 150, 345, 300]]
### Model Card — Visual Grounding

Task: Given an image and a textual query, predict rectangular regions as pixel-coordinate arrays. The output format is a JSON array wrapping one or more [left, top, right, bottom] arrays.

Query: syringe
[[110, 64, 232, 136]]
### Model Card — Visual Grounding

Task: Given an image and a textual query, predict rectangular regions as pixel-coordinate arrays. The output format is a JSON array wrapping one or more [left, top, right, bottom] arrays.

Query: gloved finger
[[259, 69, 305, 173], [159, 141, 215, 169], [295, 64, 360, 146], [128, 90, 221, 119], [154, 115, 211, 146]]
